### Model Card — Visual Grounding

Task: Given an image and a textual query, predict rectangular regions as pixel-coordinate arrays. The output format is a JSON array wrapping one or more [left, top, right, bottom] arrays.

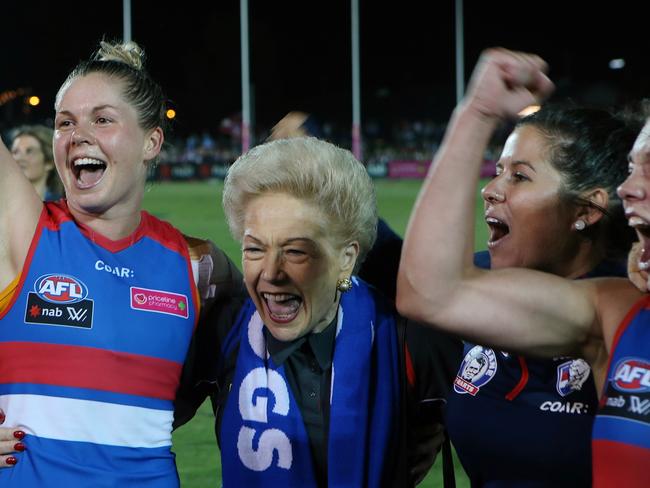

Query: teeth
[[629, 216, 650, 229], [263, 293, 298, 302], [74, 157, 104, 167], [639, 261, 650, 271], [486, 217, 502, 224]]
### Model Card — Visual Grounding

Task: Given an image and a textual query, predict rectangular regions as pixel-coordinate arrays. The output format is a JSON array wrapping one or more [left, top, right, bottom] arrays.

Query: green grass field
[[143, 179, 489, 487]]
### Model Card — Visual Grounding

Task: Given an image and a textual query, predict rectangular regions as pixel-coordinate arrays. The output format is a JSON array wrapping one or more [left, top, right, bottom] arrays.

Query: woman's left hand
[[0, 409, 24, 468]]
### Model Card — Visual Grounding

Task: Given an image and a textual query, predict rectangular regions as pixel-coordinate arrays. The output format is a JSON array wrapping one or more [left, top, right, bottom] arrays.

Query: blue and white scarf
[[220, 278, 400, 487]]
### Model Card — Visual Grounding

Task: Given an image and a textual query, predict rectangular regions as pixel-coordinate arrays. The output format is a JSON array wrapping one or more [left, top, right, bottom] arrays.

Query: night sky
[[1, 1, 647, 139]]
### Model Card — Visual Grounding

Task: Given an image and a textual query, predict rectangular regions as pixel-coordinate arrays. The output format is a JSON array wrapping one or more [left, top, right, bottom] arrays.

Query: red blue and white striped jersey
[[593, 294, 650, 488], [0, 201, 199, 487]]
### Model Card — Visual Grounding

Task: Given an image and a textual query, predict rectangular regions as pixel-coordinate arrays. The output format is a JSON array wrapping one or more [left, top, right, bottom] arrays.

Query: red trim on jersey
[[405, 343, 416, 388], [0, 341, 182, 400], [45, 201, 189, 254], [599, 295, 650, 399], [593, 439, 650, 488], [42, 199, 73, 231], [43, 201, 200, 326], [137, 211, 201, 329], [505, 355, 529, 401]]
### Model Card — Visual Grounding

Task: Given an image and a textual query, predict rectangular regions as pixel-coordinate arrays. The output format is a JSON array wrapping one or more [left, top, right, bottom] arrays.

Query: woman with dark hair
[[397, 48, 649, 487], [445, 104, 639, 487]]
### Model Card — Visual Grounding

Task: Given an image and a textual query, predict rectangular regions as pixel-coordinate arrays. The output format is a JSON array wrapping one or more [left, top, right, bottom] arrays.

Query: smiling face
[[242, 192, 357, 342], [53, 72, 162, 219], [618, 120, 650, 288], [482, 125, 577, 272], [11, 134, 52, 187]]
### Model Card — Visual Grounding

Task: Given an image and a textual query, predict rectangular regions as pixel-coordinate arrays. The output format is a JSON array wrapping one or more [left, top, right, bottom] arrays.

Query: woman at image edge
[[0, 40, 242, 485], [397, 48, 649, 487]]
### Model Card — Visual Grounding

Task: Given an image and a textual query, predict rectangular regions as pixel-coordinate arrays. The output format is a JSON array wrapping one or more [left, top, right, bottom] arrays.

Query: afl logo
[[34, 274, 88, 304], [453, 345, 498, 396], [612, 357, 650, 393]]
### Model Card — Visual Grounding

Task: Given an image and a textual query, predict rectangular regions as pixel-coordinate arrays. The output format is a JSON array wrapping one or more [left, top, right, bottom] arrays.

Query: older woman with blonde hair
[[180, 136, 460, 487]]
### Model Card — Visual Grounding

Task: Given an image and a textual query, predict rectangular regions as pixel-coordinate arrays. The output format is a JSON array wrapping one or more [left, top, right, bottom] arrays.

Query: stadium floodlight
[[28, 96, 40, 107]]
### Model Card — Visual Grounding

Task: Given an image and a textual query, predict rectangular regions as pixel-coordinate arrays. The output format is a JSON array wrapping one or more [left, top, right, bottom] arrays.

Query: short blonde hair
[[223, 137, 377, 263]]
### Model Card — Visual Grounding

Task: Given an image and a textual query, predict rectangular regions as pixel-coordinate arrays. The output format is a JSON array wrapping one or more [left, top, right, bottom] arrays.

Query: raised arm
[[0, 135, 43, 289], [396, 49, 621, 358]]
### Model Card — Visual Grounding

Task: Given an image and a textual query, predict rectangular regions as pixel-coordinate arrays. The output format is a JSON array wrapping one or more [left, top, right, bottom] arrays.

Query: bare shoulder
[[586, 277, 645, 353]]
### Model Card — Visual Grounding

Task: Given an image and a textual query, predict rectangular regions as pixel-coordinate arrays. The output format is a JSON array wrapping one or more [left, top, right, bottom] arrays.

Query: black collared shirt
[[173, 227, 463, 486], [176, 288, 462, 487], [265, 319, 336, 488]]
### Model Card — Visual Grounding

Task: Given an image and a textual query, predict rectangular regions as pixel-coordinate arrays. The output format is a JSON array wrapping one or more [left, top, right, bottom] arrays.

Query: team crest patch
[[25, 274, 94, 328], [453, 346, 497, 396], [556, 359, 590, 397], [130, 287, 189, 318]]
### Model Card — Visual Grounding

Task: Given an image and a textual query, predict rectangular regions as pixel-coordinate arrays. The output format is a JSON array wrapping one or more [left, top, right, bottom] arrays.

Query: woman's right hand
[[0, 409, 24, 468], [462, 47, 554, 122]]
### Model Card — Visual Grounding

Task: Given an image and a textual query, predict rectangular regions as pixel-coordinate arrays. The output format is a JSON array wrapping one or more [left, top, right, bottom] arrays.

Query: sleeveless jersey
[[593, 295, 650, 487], [0, 201, 199, 487], [445, 252, 622, 487]]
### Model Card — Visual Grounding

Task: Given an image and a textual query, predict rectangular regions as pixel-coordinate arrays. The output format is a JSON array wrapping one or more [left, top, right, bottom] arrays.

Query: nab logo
[[612, 358, 650, 393], [35, 274, 88, 304], [25, 273, 94, 329]]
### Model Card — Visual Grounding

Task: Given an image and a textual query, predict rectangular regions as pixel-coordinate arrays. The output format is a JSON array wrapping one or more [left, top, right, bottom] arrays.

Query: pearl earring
[[336, 278, 352, 293], [574, 220, 586, 231]]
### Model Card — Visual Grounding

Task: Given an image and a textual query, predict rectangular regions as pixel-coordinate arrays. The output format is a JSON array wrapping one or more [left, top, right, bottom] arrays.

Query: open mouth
[[72, 157, 107, 189], [630, 217, 650, 269], [486, 216, 510, 247], [262, 292, 302, 324]]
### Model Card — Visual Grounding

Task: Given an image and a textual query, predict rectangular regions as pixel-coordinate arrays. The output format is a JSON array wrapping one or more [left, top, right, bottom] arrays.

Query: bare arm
[[0, 136, 43, 289], [397, 48, 612, 358]]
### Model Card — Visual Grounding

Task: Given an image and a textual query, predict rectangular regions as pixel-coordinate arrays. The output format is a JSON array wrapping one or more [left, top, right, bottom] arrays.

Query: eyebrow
[[243, 235, 317, 246], [628, 151, 650, 165], [512, 160, 537, 173], [56, 104, 119, 116]]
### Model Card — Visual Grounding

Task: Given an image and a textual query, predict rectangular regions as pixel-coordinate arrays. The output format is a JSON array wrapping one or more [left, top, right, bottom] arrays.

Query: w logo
[[629, 396, 650, 416], [66, 307, 88, 322], [25, 293, 94, 329]]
